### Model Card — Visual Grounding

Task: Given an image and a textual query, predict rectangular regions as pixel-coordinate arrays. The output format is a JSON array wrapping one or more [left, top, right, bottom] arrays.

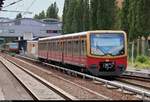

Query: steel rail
[[15, 55, 150, 100], [123, 71, 150, 79]]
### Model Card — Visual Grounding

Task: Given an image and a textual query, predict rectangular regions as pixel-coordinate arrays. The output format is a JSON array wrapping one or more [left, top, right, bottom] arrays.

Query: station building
[[0, 17, 62, 51], [0, 17, 62, 41]]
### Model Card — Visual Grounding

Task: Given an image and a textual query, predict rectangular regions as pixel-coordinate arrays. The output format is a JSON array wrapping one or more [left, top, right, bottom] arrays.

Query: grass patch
[[131, 56, 150, 69], [9, 52, 16, 57]]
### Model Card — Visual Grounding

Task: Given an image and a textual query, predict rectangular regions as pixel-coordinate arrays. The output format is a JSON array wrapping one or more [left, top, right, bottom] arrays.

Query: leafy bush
[[134, 56, 150, 69], [135, 56, 150, 64]]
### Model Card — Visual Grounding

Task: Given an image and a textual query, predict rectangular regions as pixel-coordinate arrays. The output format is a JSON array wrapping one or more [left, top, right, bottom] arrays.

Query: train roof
[[39, 30, 126, 41], [39, 31, 87, 41]]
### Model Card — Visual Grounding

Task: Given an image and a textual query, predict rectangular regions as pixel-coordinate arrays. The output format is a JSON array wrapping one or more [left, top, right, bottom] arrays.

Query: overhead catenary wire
[[2, 0, 23, 9], [1, 0, 33, 15], [23, 0, 36, 15], [0, 9, 32, 14]]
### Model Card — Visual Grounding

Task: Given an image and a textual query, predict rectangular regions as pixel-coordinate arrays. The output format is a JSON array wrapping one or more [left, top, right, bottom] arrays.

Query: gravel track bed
[[1, 53, 140, 100]]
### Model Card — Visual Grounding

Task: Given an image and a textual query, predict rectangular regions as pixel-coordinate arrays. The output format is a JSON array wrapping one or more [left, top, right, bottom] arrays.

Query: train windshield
[[90, 33, 125, 56]]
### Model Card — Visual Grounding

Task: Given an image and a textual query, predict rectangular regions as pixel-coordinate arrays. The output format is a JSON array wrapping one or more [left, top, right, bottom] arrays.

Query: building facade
[[0, 17, 62, 40]]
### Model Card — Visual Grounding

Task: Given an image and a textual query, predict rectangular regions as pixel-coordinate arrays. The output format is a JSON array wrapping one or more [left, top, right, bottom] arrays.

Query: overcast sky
[[0, 0, 65, 19]]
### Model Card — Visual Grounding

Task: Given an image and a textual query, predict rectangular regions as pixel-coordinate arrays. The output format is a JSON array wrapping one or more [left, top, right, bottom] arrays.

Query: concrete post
[[137, 38, 140, 56], [18, 36, 21, 41], [141, 37, 145, 56]]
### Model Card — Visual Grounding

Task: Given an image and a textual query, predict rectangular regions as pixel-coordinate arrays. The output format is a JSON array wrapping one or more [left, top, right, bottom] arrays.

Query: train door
[[57, 39, 62, 62], [80, 36, 87, 67], [47, 41, 51, 60], [61, 39, 64, 63], [46, 40, 49, 60], [72, 36, 80, 66]]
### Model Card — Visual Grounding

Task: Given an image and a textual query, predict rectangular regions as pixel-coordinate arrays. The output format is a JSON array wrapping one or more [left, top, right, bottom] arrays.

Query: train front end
[[87, 31, 127, 76]]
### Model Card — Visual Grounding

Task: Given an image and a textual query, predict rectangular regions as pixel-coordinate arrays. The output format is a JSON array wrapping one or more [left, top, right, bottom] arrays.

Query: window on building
[[53, 30, 58, 33], [9, 29, 15, 33], [46, 30, 58, 34], [0, 30, 3, 34], [46, 30, 52, 33]]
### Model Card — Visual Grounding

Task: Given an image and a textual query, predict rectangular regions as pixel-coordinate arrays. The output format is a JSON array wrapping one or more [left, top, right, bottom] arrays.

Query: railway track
[[0, 56, 77, 100], [116, 75, 150, 90], [0, 54, 112, 100], [1, 53, 150, 100]]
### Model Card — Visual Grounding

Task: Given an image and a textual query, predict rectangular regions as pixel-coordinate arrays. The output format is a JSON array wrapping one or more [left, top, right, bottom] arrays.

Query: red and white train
[[38, 30, 127, 76]]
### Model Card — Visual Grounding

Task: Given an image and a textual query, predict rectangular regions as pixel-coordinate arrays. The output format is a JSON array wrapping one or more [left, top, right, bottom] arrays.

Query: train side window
[[55, 41, 57, 51], [81, 40, 84, 56], [43, 42, 45, 50], [64, 41, 67, 55], [51, 41, 54, 51], [67, 41, 69, 55], [62, 41, 64, 53], [68, 41, 71, 55], [49, 41, 51, 51], [61, 41, 63, 52], [64, 41, 65, 55], [66, 41, 68, 55], [73, 41, 76, 55], [57, 41, 59, 52], [53, 41, 55, 51], [84, 40, 86, 55], [56, 41, 59, 52], [54, 41, 56, 51], [41, 43, 43, 50], [74, 40, 79, 56], [38, 42, 40, 50], [80, 40, 86, 56], [46, 41, 48, 51]]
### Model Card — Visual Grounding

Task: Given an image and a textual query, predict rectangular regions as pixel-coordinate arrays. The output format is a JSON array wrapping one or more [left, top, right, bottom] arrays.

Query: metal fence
[[128, 37, 150, 63]]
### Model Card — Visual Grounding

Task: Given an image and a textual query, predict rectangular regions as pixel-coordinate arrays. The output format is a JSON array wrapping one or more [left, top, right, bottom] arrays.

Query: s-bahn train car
[[4, 42, 19, 53], [38, 30, 127, 76]]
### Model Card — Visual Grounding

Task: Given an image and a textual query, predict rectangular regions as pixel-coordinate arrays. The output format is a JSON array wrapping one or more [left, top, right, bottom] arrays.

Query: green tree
[[34, 14, 39, 19], [136, 0, 150, 38], [83, 0, 90, 31], [128, 0, 138, 41], [34, 10, 46, 19], [114, 7, 122, 29], [120, 0, 129, 35], [135, 0, 150, 55], [71, 2, 79, 33], [64, 0, 77, 33], [16, 13, 22, 19], [39, 10, 46, 19], [46, 2, 59, 19], [90, 0, 116, 30], [97, 0, 116, 30], [63, 0, 71, 34], [90, 0, 98, 30]]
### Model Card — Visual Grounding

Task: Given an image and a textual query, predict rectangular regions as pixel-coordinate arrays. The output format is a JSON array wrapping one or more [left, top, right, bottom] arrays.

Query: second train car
[[38, 30, 127, 76]]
